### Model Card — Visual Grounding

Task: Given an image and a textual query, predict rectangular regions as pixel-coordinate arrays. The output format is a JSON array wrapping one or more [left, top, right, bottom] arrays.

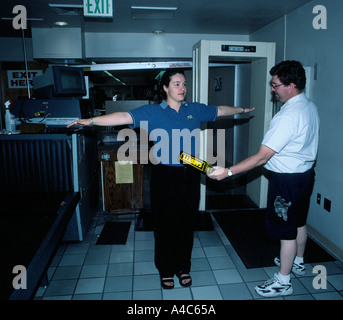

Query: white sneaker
[[255, 273, 293, 297], [274, 257, 306, 276]]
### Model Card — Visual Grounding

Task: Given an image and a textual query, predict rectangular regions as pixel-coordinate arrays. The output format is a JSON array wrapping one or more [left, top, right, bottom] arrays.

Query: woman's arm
[[217, 105, 254, 117], [67, 112, 133, 128]]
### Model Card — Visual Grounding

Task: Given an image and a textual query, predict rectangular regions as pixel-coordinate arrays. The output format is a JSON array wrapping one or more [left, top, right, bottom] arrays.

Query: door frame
[[192, 40, 275, 210]]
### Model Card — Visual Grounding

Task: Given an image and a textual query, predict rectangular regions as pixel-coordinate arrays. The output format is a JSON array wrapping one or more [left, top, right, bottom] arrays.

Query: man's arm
[[208, 144, 276, 181], [67, 112, 133, 128], [217, 105, 254, 117]]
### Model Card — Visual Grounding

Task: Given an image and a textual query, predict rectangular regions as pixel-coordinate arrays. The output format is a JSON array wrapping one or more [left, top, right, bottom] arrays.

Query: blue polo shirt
[[128, 100, 217, 166]]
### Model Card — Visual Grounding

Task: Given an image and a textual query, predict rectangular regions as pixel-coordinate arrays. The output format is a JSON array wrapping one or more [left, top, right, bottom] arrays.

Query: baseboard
[[307, 224, 343, 262]]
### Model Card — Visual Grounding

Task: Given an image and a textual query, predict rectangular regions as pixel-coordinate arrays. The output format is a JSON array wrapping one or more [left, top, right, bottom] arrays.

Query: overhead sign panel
[[84, 0, 113, 18]]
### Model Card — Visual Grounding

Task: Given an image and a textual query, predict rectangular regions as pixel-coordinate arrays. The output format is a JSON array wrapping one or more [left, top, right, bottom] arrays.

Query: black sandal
[[161, 277, 174, 289], [176, 272, 192, 287]]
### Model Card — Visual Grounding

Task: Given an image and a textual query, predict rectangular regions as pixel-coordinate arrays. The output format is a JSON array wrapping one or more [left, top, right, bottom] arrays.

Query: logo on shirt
[[187, 115, 194, 120]]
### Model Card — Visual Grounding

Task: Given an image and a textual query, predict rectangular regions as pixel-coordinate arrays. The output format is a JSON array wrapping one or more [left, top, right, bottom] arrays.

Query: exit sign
[[84, 0, 113, 18]]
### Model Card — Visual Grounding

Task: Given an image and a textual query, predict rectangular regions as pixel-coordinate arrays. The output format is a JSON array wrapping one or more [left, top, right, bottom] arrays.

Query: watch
[[227, 168, 233, 176]]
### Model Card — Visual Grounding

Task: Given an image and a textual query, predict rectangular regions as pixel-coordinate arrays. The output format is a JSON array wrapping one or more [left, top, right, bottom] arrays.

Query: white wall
[[84, 33, 248, 60], [0, 33, 248, 62], [251, 0, 343, 257]]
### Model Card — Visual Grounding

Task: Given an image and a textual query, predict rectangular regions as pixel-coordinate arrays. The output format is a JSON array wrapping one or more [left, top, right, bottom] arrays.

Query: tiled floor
[[34, 210, 343, 300]]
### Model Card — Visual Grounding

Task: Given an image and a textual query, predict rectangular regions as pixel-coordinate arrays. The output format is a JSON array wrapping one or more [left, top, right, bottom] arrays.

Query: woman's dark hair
[[269, 60, 306, 91], [160, 69, 185, 99]]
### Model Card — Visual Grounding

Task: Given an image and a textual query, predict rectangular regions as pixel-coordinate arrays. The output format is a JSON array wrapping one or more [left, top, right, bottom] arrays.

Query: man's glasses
[[270, 82, 285, 89]]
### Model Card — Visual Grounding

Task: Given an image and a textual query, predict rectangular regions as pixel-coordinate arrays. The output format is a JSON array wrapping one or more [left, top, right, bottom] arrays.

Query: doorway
[[192, 40, 276, 210], [205, 63, 253, 210]]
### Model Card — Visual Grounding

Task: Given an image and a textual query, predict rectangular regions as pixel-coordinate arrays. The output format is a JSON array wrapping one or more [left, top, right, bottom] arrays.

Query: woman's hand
[[241, 107, 255, 114], [67, 118, 92, 128], [217, 106, 255, 117]]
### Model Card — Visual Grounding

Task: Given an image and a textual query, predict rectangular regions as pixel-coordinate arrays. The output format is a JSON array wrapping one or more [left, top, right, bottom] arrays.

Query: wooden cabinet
[[98, 144, 144, 212]]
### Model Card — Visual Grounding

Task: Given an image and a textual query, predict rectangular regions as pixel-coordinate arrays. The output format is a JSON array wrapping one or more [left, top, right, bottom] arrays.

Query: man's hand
[[208, 145, 276, 181], [207, 166, 228, 181]]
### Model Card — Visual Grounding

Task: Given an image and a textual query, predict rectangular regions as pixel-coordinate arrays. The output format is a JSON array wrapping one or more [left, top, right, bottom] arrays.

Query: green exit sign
[[84, 0, 113, 18]]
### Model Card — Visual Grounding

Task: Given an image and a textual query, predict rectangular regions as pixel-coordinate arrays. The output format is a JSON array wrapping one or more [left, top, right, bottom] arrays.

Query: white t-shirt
[[262, 93, 320, 173]]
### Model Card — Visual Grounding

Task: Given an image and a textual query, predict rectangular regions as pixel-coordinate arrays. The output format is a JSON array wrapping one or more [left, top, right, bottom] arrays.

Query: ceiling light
[[131, 6, 177, 11], [54, 21, 68, 26], [131, 6, 177, 20], [49, 4, 83, 16], [152, 30, 164, 34]]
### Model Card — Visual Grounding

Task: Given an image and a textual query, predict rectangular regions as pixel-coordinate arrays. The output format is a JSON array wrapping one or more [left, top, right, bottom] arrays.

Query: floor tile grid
[[211, 214, 343, 300], [35, 212, 343, 300], [36, 214, 128, 299]]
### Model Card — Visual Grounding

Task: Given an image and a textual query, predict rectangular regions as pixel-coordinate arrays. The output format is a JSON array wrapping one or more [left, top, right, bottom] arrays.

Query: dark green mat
[[213, 209, 336, 269], [96, 221, 131, 245]]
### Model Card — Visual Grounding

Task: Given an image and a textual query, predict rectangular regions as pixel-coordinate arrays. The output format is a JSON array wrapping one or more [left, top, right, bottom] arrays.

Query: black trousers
[[150, 164, 200, 278]]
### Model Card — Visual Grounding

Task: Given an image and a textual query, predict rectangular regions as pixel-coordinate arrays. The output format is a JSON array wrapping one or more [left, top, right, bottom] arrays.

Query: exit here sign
[[84, 0, 113, 18]]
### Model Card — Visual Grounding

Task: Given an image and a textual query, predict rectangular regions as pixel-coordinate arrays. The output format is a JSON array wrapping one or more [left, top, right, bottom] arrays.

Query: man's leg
[[296, 225, 307, 258], [280, 225, 307, 276], [280, 239, 297, 275], [255, 239, 295, 297]]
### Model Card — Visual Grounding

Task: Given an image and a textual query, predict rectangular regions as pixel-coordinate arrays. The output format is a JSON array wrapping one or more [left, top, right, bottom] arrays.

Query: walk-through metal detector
[[192, 40, 275, 210]]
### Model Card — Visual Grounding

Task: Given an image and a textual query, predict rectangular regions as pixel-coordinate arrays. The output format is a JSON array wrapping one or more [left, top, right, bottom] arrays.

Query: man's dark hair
[[269, 60, 306, 91]]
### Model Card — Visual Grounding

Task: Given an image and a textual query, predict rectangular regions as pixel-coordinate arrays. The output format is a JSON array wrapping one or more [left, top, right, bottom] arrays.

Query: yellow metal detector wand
[[180, 152, 214, 174]]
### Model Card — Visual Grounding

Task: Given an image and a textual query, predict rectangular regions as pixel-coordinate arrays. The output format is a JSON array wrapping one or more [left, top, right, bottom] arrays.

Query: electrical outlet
[[317, 193, 321, 205], [324, 198, 331, 213]]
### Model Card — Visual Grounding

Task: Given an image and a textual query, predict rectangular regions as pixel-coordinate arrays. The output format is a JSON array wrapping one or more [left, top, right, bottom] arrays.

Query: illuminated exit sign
[[83, 0, 113, 18]]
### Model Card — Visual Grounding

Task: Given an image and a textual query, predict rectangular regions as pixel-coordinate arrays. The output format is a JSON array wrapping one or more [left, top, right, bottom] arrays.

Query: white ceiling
[[1, 0, 313, 38]]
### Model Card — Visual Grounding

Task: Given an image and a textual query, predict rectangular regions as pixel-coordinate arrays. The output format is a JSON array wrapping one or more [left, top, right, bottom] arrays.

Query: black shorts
[[265, 168, 315, 240]]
